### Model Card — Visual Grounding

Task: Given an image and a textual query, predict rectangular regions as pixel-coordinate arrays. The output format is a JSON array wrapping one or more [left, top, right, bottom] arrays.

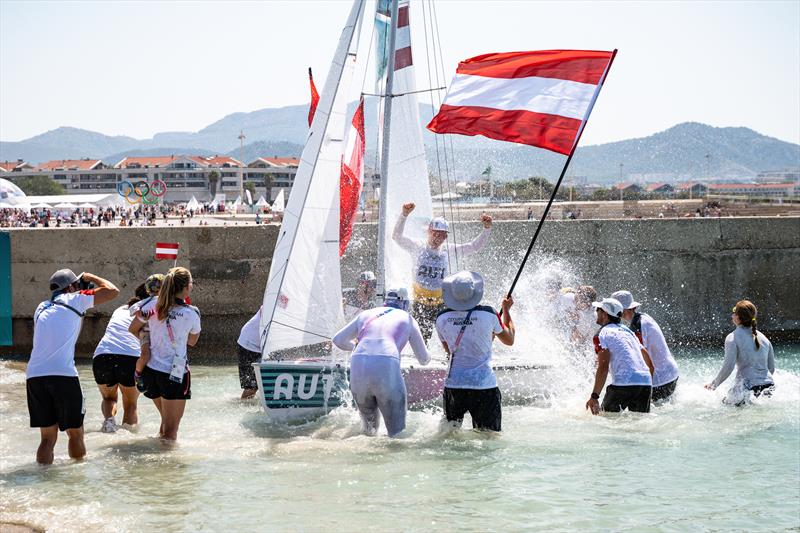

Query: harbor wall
[[3, 216, 799, 360]]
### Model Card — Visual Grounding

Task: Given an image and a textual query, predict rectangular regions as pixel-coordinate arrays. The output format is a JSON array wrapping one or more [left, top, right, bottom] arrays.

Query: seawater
[[1, 346, 798, 532]]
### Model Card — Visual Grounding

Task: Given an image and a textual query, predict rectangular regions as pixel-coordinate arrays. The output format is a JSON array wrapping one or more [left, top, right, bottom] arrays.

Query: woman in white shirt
[[130, 267, 200, 441], [705, 300, 775, 403]]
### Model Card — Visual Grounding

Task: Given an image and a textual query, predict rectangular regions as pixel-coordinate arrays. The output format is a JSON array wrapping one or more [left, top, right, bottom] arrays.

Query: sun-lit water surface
[[1, 344, 798, 532]]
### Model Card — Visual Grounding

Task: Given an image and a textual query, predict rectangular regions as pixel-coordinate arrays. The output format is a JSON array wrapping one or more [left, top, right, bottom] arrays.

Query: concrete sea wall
[[3, 216, 799, 360]]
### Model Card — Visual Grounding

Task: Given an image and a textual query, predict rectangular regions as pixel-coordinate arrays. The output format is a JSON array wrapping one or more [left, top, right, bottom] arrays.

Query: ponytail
[[733, 300, 760, 350], [156, 267, 192, 321]]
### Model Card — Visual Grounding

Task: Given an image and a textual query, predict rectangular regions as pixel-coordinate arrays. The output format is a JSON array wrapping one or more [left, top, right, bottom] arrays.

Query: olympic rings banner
[[117, 179, 167, 205]]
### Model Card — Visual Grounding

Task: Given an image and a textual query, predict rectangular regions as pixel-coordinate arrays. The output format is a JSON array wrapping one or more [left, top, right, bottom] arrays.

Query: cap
[[429, 217, 449, 232], [384, 287, 410, 310], [592, 298, 624, 318], [610, 290, 641, 310], [49, 269, 79, 291], [359, 271, 377, 285], [442, 271, 484, 311]]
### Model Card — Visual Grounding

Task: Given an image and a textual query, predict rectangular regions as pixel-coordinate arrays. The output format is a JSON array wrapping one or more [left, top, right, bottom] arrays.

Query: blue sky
[[1, 0, 798, 146]]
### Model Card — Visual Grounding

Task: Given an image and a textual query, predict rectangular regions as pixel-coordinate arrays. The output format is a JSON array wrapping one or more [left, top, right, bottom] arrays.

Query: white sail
[[376, 0, 433, 292], [271, 189, 285, 213], [259, 0, 365, 357]]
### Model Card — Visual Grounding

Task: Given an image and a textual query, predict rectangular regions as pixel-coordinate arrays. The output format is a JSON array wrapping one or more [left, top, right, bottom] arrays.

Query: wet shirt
[[237, 307, 262, 353], [27, 291, 95, 378], [94, 305, 140, 358], [332, 306, 430, 364], [392, 214, 491, 297], [597, 323, 652, 386], [634, 313, 679, 386], [139, 299, 201, 374], [711, 326, 775, 389], [436, 306, 504, 390]]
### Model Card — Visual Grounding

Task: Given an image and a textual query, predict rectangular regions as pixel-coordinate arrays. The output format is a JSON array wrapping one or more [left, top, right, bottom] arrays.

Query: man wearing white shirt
[[27, 269, 119, 464]]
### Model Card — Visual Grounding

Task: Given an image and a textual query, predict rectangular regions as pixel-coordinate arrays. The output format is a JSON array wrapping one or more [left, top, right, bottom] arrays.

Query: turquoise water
[[1, 347, 798, 532]]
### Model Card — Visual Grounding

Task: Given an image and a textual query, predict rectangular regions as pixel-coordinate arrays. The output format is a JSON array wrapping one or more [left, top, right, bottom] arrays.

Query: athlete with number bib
[[393, 202, 492, 342], [332, 288, 430, 438]]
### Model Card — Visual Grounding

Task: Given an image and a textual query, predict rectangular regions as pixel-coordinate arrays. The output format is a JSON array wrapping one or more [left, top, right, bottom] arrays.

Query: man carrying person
[[612, 290, 679, 402], [392, 202, 492, 341], [586, 297, 654, 415], [26, 269, 119, 464]]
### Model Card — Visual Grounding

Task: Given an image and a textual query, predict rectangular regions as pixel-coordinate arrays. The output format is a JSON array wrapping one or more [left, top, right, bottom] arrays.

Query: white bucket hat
[[592, 297, 624, 318], [429, 217, 449, 232], [442, 271, 484, 311], [611, 290, 641, 310]]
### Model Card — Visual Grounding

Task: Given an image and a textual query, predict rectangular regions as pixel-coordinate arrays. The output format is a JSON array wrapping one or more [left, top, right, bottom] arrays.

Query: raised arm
[[407, 316, 431, 365], [81, 272, 119, 306], [392, 202, 420, 253], [707, 334, 737, 389], [453, 214, 492, 257]]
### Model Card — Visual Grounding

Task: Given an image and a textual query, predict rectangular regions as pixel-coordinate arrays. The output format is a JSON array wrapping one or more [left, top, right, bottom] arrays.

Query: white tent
[[245, 189, 253, 205], [186, 196, 200, 210], [271, 189, 285, 212], [255, 195, 269, 207], [232, 195, 242, 207], [0, 202, 14, 208], [78, 202, 96, 209], [32, 202, 52, 209], [54, 202, 78, 209]]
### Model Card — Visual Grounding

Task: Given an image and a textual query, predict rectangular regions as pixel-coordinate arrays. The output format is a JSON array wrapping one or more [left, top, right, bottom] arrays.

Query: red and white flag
[[427, 50, 615, 155], [155, 242, 179, 260], [308, 67, 320, 127], [339, 97, 365, 256]]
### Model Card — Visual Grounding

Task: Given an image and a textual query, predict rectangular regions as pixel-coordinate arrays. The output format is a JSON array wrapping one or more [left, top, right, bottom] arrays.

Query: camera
[[77, 276, 95, 291]]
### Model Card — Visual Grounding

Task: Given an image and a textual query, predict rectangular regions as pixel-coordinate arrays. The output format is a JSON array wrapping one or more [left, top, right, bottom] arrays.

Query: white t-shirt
[[27, 291, 95, 378], [237, 307, 262, 353], [597, 323, 652, 386], [140, 299, 201, 374], [637, 313, 679, 387], [332, 306, 430, 364], [435, 306, 504, 389], [94, 305, 140, 358]]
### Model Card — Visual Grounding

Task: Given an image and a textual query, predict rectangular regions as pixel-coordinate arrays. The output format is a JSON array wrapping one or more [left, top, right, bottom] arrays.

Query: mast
[[376, 0, 399, 300]]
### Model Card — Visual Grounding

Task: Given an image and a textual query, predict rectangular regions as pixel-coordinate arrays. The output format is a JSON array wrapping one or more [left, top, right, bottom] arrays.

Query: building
[[756, 169, 800, 183], [5, 154, 300, 203], [707, 182, 797, 199], [645, 183, 675, 195], [0, 160, 34, 172]]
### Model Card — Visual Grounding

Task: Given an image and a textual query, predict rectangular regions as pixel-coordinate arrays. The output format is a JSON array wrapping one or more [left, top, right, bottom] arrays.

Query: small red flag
[[339, 97, 365, 256], [308, 67, 320, 127], [155, 242, 179, 260]]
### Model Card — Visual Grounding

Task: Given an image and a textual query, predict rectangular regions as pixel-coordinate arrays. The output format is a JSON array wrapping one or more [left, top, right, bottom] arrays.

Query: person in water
[[586, 298, 654, 415], [132, 273, 164, 386], [435, 271, 514, 432], [392, 202, 492, 342], [236, 306, 262, 399], [129, 267, 200, 441], [26, 269, 119, 464], [705, 300, 775, 403], [612, 290, 679, 402], [92, 282, 149, 433], [332, 288, 430, 437]]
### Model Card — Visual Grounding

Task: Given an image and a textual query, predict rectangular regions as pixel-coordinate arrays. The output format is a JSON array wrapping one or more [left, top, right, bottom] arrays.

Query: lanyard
[[357, 308, 394, 343], [447, 309, 474, 378]]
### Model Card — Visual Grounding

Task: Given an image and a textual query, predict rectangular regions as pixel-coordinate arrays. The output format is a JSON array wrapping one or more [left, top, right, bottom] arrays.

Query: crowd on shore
[[20, 201, 778, 464]]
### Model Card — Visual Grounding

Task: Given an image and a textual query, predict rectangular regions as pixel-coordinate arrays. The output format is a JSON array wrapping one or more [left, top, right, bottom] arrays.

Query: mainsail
[[259, 0, 365, 357], [375, 0, 433, 293]]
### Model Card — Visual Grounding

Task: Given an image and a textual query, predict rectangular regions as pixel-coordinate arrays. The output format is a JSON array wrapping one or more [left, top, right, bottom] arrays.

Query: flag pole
[[506, 49, 617, 298], [173, 242, 179, 268]]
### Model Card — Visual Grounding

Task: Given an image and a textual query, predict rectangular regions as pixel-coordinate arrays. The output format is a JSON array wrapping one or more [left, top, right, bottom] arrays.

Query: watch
[[590, 392, 600, 400]]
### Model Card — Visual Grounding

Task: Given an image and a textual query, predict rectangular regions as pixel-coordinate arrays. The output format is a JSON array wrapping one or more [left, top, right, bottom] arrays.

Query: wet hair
[[127, 283, 148, 306], [733, 300, 760, 349], [156, 267, 192, 321], [576, 285, 597, 304], [607, 314, 622, 324]]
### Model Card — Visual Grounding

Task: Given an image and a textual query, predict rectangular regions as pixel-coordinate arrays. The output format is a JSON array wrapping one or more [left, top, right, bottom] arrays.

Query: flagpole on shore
[[506, 49, 617, 298]]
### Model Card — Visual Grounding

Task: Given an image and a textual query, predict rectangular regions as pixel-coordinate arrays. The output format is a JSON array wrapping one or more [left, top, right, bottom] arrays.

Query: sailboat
[[254, 0, 449, 421]]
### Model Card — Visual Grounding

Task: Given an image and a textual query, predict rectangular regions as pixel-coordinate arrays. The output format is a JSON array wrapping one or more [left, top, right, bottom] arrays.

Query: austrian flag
[[427, 50, 616, 155], [155, 242, 179, 260]]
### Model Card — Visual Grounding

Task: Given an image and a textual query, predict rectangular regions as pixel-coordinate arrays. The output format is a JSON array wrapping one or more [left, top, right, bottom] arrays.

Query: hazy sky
[[1, 0, 798, 146]]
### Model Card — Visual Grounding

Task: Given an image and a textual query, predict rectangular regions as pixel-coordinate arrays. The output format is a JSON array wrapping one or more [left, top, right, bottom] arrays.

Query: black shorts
[[92, 353, 138, 387], [652, 378, 678, 402], [750, 383, 775, 397], [27, 376, 86, 430], [602, 384, 652, 413], [411, 300, 443, 342], [141, 367, 191, 400], [443, 386, 502, 431], [237, 345, 261, 390]]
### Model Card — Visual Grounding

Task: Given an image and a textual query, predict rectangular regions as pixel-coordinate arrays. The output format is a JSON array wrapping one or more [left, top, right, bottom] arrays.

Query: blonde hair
[[156, 267, 192, 321], [733, 300, 760, 350]]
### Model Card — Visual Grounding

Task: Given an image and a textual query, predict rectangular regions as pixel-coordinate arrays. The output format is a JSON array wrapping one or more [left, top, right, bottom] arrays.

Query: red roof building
[[37, 159, 104, 171]]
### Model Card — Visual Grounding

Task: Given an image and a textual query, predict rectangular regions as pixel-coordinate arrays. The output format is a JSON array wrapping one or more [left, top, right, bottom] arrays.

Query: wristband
[[590, 392, 600, 400]]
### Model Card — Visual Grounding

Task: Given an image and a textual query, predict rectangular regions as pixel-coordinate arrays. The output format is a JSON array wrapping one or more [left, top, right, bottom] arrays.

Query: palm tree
[[208, 170, 220, 198]]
